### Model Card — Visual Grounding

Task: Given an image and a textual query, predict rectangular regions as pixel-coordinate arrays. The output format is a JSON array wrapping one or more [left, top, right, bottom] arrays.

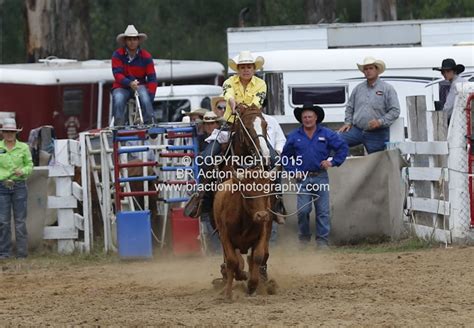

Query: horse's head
[[232, 104, 270, 167]]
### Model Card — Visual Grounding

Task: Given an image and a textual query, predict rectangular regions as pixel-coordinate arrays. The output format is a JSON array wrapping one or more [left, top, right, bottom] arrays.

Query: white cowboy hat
[[182, 108, 209, 117], [196, 112, 225, 124], [0, 118, 22, 132], [357, 56, 386, 74], [228, 51, 265, 72], [116, 25, 148, 45]]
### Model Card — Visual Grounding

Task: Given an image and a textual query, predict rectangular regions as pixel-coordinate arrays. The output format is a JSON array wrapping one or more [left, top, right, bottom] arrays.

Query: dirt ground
[[1, 244, 474, 326]]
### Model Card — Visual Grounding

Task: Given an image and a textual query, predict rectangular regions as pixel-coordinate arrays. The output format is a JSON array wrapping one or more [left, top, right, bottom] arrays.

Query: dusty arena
[[1, 244, 473, 326]]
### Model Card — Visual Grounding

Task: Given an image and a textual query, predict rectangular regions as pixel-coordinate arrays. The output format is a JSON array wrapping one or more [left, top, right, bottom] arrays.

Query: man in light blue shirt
[[338, 57, 400, 154]]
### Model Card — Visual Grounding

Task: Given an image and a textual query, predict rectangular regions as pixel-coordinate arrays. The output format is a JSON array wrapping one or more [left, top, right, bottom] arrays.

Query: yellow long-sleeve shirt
[[222, 75, 267, 123]]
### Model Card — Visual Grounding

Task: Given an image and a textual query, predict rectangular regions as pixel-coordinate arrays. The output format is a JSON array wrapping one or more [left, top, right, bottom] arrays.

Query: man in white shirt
[[432, 58, 467, 121], [261, 101, 287, 246], [263, 113, 286, 154]]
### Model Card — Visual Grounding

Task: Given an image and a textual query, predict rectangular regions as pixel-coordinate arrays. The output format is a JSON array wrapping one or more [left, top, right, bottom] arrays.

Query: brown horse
[[213, 169, 274, 299], [213, 104, 277, 299]]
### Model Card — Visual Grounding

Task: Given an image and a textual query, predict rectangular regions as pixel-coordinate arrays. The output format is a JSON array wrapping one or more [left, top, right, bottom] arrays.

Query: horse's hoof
[[247, 287, 257, 296]]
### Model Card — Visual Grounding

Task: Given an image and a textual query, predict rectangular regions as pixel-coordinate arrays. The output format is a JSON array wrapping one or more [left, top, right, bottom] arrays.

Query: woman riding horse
[[223, 50, 267, 124], [184, 51, 267, 216]]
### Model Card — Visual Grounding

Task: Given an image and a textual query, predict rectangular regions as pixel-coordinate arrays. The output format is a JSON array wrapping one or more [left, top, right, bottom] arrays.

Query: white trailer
[[255, 45, 474, 133], [227, 17, 474, 58]]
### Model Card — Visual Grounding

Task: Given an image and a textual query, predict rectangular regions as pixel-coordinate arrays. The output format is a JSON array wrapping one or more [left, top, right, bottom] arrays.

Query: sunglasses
[[216, 105, 226, 110]]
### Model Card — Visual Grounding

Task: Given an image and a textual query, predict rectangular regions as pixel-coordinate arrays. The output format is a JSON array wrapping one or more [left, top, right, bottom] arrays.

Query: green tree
[[0, 0, 26, 63], [1, 0, 473, 65]]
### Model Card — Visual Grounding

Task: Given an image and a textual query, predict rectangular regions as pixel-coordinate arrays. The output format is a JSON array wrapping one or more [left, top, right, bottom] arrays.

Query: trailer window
[[264, 73, 284, 115], [153, 99, 190, 123], [290, 85, 347, 107], [63, 89, 83, 116]]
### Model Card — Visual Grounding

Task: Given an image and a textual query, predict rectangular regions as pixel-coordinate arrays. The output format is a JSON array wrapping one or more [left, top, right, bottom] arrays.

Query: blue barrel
[[116, 210, 152, 259]]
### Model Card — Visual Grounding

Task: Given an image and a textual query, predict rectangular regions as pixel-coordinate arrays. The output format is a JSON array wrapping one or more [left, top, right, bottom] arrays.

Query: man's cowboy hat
[[196, 112, 225, 124], [294, 102, 325, 124], [182, 108, 208, 117], [433, 58, 465, 74], [357, 57, 386, 74], [228, 51, 265, 72], [116, 25, 148, 44], [211, 96, 226, 111], [0, 118, 22, 132]]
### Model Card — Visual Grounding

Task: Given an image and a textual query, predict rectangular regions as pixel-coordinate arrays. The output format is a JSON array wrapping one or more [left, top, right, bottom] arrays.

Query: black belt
[[1, 180, 25, 189]]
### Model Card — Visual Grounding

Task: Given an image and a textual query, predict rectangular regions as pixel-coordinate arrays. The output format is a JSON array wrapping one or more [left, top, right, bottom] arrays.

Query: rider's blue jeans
[[112, 85, 154, 126]]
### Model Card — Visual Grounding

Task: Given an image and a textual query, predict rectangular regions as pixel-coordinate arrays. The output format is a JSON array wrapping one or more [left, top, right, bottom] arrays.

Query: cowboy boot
[[184, 190, 204, 218]]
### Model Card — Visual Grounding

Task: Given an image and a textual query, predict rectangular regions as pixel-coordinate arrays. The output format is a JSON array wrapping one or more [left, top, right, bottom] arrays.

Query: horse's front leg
[[248, 223, 270, 295], [219, 232, 240, 300]]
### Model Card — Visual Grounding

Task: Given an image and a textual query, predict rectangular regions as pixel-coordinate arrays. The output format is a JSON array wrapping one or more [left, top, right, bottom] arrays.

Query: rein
[[239, 191, 320, 218]]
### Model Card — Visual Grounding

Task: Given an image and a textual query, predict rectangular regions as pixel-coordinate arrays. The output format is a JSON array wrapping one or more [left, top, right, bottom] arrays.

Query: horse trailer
[[0, 58, 225, 140], [256, 45, 474, 133]]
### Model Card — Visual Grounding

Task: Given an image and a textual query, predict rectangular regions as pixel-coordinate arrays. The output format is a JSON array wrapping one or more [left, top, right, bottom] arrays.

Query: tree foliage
[[0, 0, 473, 65]]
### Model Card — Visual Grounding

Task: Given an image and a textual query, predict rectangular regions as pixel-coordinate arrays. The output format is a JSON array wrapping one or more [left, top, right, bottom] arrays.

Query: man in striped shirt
[[111, 25, 157, 126]]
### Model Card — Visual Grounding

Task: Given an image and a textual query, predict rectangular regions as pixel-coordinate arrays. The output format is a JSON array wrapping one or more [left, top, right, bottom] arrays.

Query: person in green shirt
[[0, 118, 33, 259]]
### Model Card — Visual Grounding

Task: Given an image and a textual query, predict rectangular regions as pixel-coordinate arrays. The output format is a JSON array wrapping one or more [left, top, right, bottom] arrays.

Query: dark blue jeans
[[340, 126, 389, 154], [297, 173, 330, 244], [200, 212, 221, 255], [0, 181, 28, 258], [112, 85, 154, 126]]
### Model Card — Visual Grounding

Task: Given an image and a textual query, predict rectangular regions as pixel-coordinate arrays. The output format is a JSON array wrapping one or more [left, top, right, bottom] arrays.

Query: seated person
[[111, 25, 156, 126]]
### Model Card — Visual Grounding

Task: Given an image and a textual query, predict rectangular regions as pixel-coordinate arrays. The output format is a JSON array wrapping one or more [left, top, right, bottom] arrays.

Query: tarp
[[14, 167, 56, 250], [279, 149, 407, 244]]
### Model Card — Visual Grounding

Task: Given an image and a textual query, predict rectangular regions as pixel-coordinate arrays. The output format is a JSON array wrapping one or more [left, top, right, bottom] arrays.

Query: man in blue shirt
[[281, 103, 348, 248]]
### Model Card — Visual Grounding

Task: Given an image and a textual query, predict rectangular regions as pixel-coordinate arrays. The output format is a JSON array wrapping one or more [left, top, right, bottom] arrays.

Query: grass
[[0, 239, 121, 270], [335, 237, 437, 254], [0, 237, 439, 271]]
